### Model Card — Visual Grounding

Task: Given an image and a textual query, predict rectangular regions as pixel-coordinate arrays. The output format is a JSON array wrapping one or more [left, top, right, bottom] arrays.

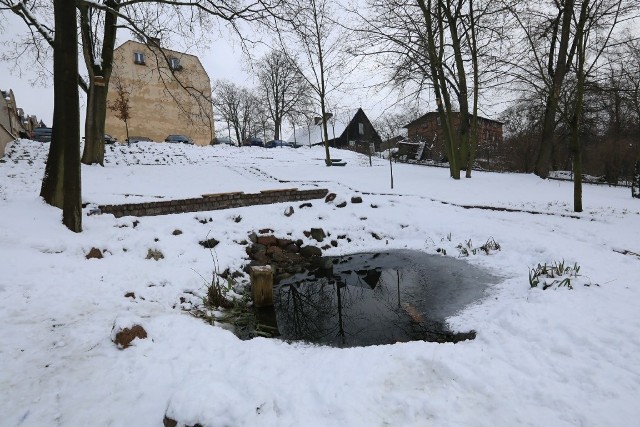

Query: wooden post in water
[[250, 265, 273, 307]]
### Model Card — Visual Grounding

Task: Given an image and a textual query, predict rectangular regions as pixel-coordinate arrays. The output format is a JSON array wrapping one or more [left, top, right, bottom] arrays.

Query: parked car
[[126, 136, 152, 143], [266, 139, 295, 148], [212, 136, 235, 146], [243, 136, 264, 147], [165, 134, 194, 145], [81, 134, 118, 144], [31, 127, 52, 142]]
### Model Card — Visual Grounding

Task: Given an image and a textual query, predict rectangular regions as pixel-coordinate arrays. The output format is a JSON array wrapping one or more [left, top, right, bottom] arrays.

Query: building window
[[169, 57, 182, 71], [134, 52, 145, 65], [358, 122, 364, 135]]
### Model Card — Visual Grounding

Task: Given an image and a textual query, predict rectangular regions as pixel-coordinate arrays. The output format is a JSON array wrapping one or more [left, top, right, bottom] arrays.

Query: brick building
[[401, 112, 503, 161]]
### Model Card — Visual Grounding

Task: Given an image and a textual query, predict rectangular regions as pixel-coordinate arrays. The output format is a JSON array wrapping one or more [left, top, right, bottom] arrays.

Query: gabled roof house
[[287, 108, 382, 152]]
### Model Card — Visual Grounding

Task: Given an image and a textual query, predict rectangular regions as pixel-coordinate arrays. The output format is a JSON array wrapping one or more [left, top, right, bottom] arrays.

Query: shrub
[[529, 260, 580, 290]]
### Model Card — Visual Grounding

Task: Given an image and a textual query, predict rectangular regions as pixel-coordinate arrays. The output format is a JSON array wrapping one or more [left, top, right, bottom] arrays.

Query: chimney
[[314, 113, 333, 125], [147, 36, 161, 48]]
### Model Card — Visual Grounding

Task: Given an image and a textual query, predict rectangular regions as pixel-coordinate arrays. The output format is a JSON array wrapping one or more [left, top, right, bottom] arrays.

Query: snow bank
[[1, 140, 639, 426]]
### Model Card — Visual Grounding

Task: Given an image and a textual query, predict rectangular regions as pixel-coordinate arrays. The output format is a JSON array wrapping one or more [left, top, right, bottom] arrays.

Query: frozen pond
[[265, 250, 500, 347]]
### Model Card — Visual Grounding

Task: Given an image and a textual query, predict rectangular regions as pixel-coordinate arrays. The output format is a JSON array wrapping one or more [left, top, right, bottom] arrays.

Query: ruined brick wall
[[406, 113, 446, 161], [477, 117, 503, 144], [406, 113, 442, 143], [406, 112, 504, 161], [99, 188, 329, 218]]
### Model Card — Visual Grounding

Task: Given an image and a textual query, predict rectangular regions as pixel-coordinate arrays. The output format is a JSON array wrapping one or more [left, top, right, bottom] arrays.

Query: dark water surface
[[264, 250, 499, 347]]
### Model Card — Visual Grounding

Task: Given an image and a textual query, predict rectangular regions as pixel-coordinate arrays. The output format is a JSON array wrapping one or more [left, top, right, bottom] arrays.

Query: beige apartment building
[[1, 89, 39, 156], [105, 40, 215, 146]]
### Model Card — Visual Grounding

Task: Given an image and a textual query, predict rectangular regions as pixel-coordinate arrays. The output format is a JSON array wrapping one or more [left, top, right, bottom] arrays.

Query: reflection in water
[[271, 250, 498, 347]]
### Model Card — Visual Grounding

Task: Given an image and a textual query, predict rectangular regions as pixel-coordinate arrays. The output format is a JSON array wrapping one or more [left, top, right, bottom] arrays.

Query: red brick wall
[[406, 113, 503, 161], [99, 188, 329, 218]]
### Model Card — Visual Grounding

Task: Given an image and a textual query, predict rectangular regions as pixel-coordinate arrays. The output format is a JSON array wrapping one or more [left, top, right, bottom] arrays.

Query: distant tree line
[[213, 50, 314, 145], [360, 0, 639, 210]]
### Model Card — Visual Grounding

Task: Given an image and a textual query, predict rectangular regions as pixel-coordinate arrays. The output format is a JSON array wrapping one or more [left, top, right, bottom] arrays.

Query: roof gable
[[287, 108, 365, 144], [404, 111, 503, 128]]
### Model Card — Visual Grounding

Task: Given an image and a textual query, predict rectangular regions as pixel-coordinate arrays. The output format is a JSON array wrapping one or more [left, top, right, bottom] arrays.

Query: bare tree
[[214, 80, 242, 144], [287, 100, 316, 146], [375, 107, 420, 145], [375, 110, 417, 190], [506, 0, 637, 210], [108, 77, 132, 143], [256, 49, 310, 140], [505, 0, 636, 183], [1, 0, 284, 166], [213, 80, 260, 145], [2, 0, 119, 165], [274, 0, 346, 166], [354, 0, 508, 178], [251, 99, 273, 143], [38, 0, 81, 231]]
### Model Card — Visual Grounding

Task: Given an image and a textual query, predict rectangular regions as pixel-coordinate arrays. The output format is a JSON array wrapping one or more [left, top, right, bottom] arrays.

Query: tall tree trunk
[[320, 95, 332, 166], [317, 48, 331, 163], [570, 0, 590, 212], [40, 129, 65, 209], [632, 160, 640, 199], [435, 1, 460, 178], [292, 121, 297, 145], [124, 118, 130, 143], [466, 0, 479, 178], [308, 0, 332, 166], [535, 0, 575, 178], [417, 0, 460, 179], [445, 0, 470, 174], [79, 0, 119, 166], [41, 0, 81, 232], [571, 75, 584, 212], [389, 146, 394, 189], [274, 116, 281, 140], [81, 83, 107, 165]]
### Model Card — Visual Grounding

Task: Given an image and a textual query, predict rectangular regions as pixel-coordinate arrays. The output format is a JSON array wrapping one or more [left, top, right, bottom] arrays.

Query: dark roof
[[286, 107, 380, 144], [404, 111, 503, 128]]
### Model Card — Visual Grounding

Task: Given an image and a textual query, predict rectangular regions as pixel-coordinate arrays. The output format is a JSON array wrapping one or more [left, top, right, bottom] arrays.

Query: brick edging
[[98, 188, 329, 218]]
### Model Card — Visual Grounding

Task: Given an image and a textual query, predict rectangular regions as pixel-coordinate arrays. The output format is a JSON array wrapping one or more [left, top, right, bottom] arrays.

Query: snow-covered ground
[[1, 139, 639, 426]]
